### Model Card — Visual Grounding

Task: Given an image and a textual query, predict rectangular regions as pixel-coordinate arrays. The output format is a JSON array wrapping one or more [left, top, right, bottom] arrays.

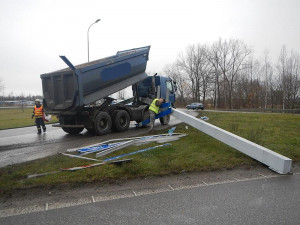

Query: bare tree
[[193, 44, 213, 105], [242, 57, 262, 108], [164, 63, 189, 105], [20, 92, 25, 112], [210, 38, 252, 108], [177, 44, 213, 104], [162, 39, 300, 110], [208, 44, 222, 108], [277, 45, 288, 110], [276, 46, 300, 109], [261, 51, 274, 109], [286, 50, 300, 109], [177, 45, 197, 100], [0, 78, 4, 106]]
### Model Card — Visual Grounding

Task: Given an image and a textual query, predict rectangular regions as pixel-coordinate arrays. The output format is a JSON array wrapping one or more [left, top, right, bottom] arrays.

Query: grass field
[[0, 111, 299, 192], [0, 108, 57, 130]]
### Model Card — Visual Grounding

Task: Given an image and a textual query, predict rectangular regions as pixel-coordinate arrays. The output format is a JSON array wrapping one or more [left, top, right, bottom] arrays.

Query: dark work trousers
[[35, 117, 46, 133]]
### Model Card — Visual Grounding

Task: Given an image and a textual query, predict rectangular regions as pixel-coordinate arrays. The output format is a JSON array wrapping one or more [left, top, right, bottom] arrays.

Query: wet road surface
[[0, 109, 196, 168]]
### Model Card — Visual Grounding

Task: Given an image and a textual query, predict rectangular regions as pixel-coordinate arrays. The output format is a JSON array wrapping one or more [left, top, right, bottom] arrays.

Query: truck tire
[[86, 128, 96, 134], [112, 110, 130, 132], [94, 111, 112, 135], [62, 127, 84, 135], [111, 110, 119, 132], [159, 114, 170, 125]]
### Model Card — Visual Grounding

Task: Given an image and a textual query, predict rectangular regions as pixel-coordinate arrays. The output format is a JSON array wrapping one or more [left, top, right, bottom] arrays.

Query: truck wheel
[[112, 110, 130, 132], [94, 111, 112, 135], [62, 127, 84, 135], [86, 128, 96, 134], [159, 114, 170, 125], [111, 110, 119, 132]]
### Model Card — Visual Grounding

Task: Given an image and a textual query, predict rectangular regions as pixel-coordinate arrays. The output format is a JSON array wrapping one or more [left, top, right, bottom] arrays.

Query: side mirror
[[173, 82, 177, 92]]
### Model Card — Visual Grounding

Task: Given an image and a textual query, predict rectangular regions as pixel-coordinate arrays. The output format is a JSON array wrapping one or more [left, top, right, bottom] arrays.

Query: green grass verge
[[0, 111, 299, 192], [199, 111, 300, 161], [0, 108, 58, 130]]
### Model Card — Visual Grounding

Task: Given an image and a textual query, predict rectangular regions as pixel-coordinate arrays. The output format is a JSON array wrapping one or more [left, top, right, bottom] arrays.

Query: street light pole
[[87, 19, 101, 62]]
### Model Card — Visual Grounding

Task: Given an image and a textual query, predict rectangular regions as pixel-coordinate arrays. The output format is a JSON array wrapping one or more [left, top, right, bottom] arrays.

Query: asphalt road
[[0, 109, 196, 168], [1, 173, 299, 225]]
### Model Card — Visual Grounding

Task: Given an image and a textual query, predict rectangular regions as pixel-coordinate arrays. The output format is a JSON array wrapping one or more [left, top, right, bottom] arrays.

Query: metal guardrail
[[217, 108, 300, 114], [0, 106, 33, 109]]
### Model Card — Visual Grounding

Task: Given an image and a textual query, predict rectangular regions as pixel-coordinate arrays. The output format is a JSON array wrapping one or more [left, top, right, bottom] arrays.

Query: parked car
[[186, 102, 204, 110]]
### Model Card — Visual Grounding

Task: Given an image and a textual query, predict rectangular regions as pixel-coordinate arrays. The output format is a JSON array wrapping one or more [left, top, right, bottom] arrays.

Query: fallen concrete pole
[[172, 109, 292, 174]]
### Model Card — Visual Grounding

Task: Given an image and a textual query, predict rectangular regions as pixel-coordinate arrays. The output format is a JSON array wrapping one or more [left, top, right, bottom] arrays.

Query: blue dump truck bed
[[41, 46, 150, 114]]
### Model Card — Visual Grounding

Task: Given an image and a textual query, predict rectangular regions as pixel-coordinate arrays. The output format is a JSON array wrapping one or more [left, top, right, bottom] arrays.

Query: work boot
[[148, 123, 154, 132]]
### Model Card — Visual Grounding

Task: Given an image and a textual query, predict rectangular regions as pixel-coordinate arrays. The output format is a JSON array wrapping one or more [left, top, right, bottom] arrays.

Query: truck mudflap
[[136, 102, 172, 127]]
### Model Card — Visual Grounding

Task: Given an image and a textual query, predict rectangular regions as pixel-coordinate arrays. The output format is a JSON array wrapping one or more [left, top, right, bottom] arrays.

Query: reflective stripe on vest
[[149, 99, 159, 114], [34, 105, 43, 118]]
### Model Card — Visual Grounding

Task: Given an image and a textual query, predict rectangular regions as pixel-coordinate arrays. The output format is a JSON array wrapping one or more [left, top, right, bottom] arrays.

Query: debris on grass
[[60, 158, 133, 171], [168, 127, 176, 135], [59, 153, 100, 161], [103, 143, 172, 162], [66, 132, 187, 159], [27, 159, 133, 178], [27, 171, 61, 179], [26, 131, 186, 179], [200, 116, 209, 121]]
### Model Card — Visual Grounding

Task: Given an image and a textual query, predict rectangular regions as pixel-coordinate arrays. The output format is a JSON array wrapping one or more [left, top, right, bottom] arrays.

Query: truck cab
[[133, 74, 176, 105]]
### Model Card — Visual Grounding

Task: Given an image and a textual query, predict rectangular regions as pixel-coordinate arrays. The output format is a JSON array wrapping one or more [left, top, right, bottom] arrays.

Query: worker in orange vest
[[148, 98, 164, 130], [32, 99, 46, 134]]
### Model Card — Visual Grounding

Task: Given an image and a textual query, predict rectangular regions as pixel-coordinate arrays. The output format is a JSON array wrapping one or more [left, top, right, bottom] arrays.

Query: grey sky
[[0, 0, 299, 96]]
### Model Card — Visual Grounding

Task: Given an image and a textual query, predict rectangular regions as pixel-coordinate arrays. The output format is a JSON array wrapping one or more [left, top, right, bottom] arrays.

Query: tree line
[[164, 38, 300, 109]]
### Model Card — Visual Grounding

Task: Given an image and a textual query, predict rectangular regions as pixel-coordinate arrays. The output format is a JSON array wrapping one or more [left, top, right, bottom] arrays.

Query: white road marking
[[1, 173, 299, 218], [258, 173, 267, 178], [168, 185, 175, 191], [202, 181, 208, 185]]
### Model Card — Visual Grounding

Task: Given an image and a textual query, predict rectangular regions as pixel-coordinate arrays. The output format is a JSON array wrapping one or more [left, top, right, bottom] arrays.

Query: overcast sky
[[0, 0, 299, 96]]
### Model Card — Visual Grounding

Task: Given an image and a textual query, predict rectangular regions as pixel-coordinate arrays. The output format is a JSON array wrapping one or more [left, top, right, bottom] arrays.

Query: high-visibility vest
[[34, 105, 43, 118], [149, 98, 159, 114]]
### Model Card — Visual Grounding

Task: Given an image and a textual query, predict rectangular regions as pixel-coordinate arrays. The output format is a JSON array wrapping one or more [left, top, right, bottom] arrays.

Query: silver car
[[186, 102, 204, 110]]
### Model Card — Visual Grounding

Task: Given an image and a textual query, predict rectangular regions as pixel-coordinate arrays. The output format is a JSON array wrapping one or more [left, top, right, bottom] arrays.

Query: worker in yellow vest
[[148, 98, 164, 130], [32, 99, 46, 134]]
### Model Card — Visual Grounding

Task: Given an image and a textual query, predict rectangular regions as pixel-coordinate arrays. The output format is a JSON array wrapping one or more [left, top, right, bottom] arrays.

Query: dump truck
[[40, 46, 177, 135]]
